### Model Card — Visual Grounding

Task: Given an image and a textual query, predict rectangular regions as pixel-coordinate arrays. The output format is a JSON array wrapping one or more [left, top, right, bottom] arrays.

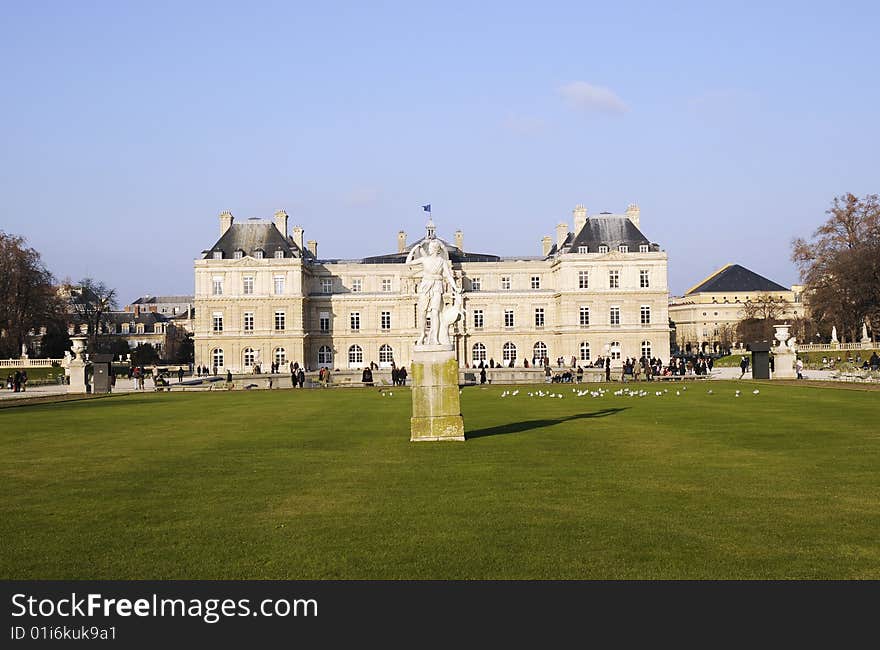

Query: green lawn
[[2, 381, 878, 579]]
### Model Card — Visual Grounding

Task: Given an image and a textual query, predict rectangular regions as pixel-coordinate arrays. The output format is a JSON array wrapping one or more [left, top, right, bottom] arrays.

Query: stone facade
[[194, 205, 671, 373], [668, 264, 805, 354]]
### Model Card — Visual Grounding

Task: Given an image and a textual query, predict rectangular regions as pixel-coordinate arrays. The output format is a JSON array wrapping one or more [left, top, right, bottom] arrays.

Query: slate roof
[[130, 295, 193, 305], [685, 264, 789, 295], [203, 221, 309, 260], [547, 215, 659, 257], [362, 236, 501, 264]]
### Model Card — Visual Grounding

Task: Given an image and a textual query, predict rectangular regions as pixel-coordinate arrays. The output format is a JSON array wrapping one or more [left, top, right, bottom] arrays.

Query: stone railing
[[795, 342, 874, 352], [0, 358, 62, 368]]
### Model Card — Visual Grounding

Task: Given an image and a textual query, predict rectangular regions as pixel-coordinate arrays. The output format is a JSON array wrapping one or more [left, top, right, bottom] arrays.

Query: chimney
[[454, 230, 463, 250], [556, 222, 569, 251], [573, 204, 587, 233], [292, 226, 304, 251], [397, 231, 407, 254], [626, 203, 640, 229], [541, 236, 553, 257], [307, 240, 318, 257], [219, 210, 234, 236], [273, 209, 288, 238]]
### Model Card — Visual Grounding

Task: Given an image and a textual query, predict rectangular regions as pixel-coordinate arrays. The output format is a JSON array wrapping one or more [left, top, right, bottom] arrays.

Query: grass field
[[2, 381, 878, 579]]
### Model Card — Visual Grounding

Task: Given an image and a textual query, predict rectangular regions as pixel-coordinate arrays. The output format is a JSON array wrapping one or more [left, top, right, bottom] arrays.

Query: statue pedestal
[[773, 350, 796, 379], [410, 345, 465, 442], [67, 360, 89, 394]]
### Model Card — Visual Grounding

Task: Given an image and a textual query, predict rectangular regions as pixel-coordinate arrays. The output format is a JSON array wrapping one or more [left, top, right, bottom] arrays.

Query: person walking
[[298, 367, 306, 388], [479, 366, 486, 385], [739, 356, 749, 379], [399, 365, 407, 386], [604, 357, 611, 382], [796, 357, 804, 380]]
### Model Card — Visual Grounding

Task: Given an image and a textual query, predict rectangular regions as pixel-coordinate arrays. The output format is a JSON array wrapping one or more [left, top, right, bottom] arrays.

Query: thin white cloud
[[501, 114, 547, 136], [343, 186, 382, 208], [559, 81, 628, 115]]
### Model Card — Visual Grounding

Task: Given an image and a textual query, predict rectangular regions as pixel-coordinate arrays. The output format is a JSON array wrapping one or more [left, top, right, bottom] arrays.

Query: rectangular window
[[350, 312, 360, 331], [274, 276, 285, 295], [639, 270, 650, 288], [275, 311, 286, 331], [382, 278, 392, 292], [579, 306, 590, 327], [319, 311, 330, 332], [351, 279, 362, 293], [212, 312, 223, 333], [639, 244, 649, 253], [473, 309, 484, 329], [321, 278, 332, 294], [501, 276, 511, 290], [609, 270, 620, 289], [578, 246, 588, 254], [534, 307, 545, 328], [640, 305, 651, 325], [212, 277, 223, 296], [243, 276, 254, 295], [381, 310, 391, 331], [610, 307, 620, 326], [212, 251, 222, 259], [504, 309, 514, 328], [470, 277, 481, 291], [619, 245, 628, 253], [578, 270, 589, 289], [531, 276, 541, 289], [234, 250, 243, 259], [274, 250, 285, 258], [598, 245, 609, 254], [243, 312, 254, 332], [254, 250, 264, 259]]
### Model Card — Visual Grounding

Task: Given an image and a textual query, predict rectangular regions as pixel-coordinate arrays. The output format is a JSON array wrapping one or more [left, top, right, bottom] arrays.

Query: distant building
[[126, 295, 194, 333], [66, 311, 186, 360], [193, 205, 671, 373], [668, 264, 805, 354]]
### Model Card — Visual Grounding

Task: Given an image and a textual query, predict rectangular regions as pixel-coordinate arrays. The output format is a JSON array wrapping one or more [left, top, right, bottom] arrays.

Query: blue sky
[[2, 1, 878, 302]]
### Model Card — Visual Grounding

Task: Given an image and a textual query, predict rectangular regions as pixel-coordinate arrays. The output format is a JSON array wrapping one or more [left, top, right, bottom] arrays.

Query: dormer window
[[618, 245, 628, 253], [234, 250, 244, 259], [254, 249, 264, 259], [578, 246, 588, 254], [274, 250, 285, 259], [212, 251, 222, 259], [639, 244, 649, 253], [598, 245, 609, 254]]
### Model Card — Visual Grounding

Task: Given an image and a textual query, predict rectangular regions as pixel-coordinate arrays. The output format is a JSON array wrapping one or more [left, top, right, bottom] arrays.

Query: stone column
[[410, 344, 465, 441], [67, 335, 90, 394]]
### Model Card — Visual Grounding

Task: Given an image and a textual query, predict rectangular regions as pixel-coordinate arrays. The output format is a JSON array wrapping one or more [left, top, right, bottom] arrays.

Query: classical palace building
[[668, 264, 805, 354], [193, 204, 670, 373]]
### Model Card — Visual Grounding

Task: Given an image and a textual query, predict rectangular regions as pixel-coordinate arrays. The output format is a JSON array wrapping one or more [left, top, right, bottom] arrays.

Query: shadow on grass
[[466, 408, 629, 439]]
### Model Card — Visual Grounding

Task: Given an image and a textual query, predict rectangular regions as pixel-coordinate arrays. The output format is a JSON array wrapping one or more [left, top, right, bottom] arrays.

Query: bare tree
[[792, 193, 880, 342], [739, 294, 785, 321], [0, 231, 61, 358], [64, 278, 118, 351]]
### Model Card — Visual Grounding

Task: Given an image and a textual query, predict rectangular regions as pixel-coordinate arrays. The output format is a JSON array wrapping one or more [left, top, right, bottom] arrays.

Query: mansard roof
[[685, 264, 789, 295], [130, 295, 193, 305], [362, 236, 501, 264], [203, 221, 310, 260], [547, 215, 658, 257]]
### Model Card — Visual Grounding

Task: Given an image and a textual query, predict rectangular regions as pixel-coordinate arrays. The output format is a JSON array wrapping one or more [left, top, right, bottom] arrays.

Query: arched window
[[318, 345, 333, 366], [274, 347, 286, 365], [348, 344, 363, 367], [641, 341, 652, 359], [609, 341, 621, 360], [212, 348, 224, 369], [472, 342, 487, 362], [580, 342, 591, 362], [533, 341, 548, 361], [379, 344, 394, 366], [502, 342, 517, 362], [243, 347, 256, 368]]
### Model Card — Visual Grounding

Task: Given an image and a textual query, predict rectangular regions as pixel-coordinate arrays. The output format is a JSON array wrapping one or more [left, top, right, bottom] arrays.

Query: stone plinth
[[773, 350, 796, 379], [67, 360, 89, 394], [410, 345, 465, 442]]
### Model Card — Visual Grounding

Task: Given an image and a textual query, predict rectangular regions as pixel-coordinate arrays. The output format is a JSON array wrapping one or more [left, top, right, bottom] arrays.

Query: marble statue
[[862, 322, 869, 342], [831, 326, 838, 343], [406, 239, 462, 346]]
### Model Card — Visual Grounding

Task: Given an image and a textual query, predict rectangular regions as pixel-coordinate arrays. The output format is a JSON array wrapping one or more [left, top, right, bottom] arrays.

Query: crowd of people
[[5, 370, 28, 392]]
